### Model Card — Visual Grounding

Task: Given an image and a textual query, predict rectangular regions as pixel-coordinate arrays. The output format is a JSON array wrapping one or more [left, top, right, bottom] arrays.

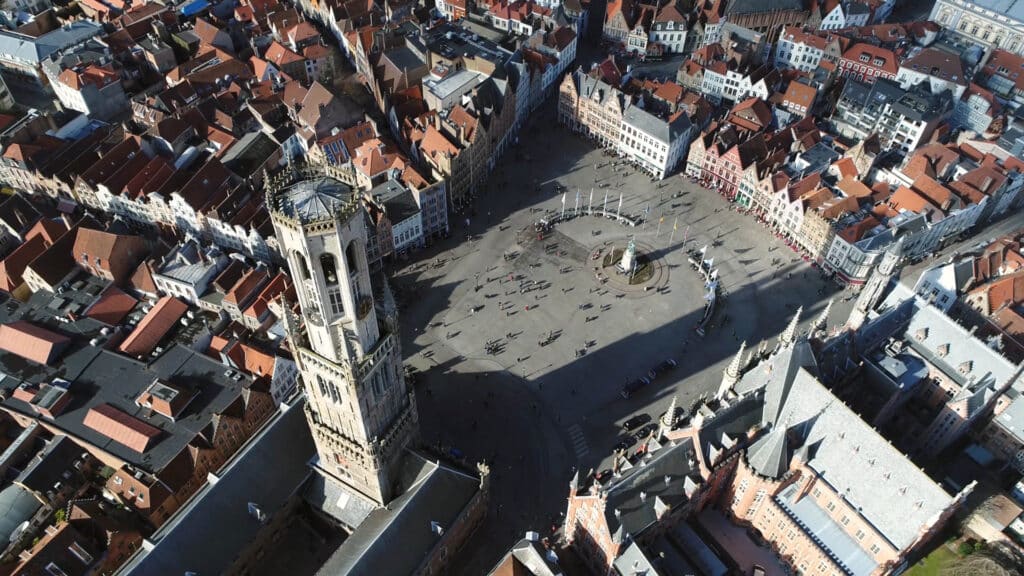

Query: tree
[[942, 542, 1024, 576], [54, 509, 66, 524]]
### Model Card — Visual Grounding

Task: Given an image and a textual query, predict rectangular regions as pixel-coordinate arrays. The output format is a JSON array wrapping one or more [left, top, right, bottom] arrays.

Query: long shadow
[[388, 103, 846, 573]]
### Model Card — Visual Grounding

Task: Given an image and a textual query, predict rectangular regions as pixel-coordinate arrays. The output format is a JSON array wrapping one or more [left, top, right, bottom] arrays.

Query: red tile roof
[[224, 268, 270, 308], [0, 235, 48, 292], [83, 403, 161, 453], [0, 321, 70, 365], [118, 296, 188, 357], [264, 40, 304, 66], [85, 285, 137, 325]]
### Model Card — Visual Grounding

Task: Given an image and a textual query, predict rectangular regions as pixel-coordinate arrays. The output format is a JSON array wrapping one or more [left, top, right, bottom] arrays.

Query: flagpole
[[561, 191, 566, 218], [642, 202, 650, 231], [656, 213, 663, 238], [617, 193, 623, 219], [603, 190, 609, 215], [683, 224, 690, 244], [574, 189, 580, 216], [589, 188, 594, 215], [669, 217, 678, 245]]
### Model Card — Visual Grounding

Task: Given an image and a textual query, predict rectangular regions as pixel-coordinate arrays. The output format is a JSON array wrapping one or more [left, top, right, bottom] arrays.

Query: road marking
[[567, 424, 589, 458]]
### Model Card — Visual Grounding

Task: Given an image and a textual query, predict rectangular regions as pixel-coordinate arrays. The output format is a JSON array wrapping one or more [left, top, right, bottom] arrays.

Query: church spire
[[717, 341, 746, 399], [813, 299, 833, 337], [659, 396, 679, 439], [781, 306, 802, 347], [848, 235, 905, 331]]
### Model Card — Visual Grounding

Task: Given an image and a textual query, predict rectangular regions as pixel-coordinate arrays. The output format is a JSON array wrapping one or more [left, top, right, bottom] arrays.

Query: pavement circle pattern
[[589, 240, 670, 297]]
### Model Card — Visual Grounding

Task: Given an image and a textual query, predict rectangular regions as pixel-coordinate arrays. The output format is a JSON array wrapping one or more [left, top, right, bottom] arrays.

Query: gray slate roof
[[0, 21, 103, 64], [604, 436, 698, 537], [15, 435, 84, 499], [317, 451, 481, 576], [0, 341, 258, 473], [622, 103, 692, 145], [733, 339, 953, 550], [276, 176, 355, 223], [0, 484, 40, 544], [777, 483, 877, 575], [120, 398, 314, 576]]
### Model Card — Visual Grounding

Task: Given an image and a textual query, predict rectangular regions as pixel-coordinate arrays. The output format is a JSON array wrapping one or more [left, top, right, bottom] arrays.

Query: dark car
[[620, 376, 652, 399], [614, 435, 637, 452], [594, 469, 613, 483], [622, 414, 651, 431], [634, 422, 658, 440], [653, 359, 678, 375]]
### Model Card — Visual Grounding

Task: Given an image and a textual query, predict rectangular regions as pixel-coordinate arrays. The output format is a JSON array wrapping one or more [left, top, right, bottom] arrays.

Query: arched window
[[320, 253, 338, 286], [293, 251, 310, 280], [346, 242, 359, 273]]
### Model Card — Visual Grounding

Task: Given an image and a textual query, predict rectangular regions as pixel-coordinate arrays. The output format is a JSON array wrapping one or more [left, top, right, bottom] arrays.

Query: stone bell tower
[[268, 161, 417, 506]]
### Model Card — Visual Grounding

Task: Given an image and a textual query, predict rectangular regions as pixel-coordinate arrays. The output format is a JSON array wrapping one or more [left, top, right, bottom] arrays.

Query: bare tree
[[941, 542, 1024, 576]]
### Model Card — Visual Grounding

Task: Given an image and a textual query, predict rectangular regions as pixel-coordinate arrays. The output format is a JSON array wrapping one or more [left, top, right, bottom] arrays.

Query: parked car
[[622, 414, 651, 431], [751, 565, 766, 576], [620, 376, 652, 399], [653, 358, 678, 375]]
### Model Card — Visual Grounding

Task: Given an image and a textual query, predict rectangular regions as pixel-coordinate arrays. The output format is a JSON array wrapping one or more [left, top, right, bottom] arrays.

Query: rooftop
[[0, 328, 258, 472], [119, 398, 313, 576], [272, 175, 356, 224], [317, 451, 481, 575], [967, 0, 1024, 22]]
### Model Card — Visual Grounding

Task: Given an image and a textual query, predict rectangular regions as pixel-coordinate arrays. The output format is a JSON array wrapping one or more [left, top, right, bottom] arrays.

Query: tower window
[[321, 253, 338, 286], [346, 242, 359, 273], [294, 251, 310, 280]]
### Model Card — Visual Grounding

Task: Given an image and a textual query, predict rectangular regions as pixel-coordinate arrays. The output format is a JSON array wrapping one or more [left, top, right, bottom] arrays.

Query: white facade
[[83, 178, 276, 263], [931, 0, 1024, 55], [701, 66, 726, 103], [913, 264, 961, 312], [618, 106, 690, 180], [650, 20, 686, 53], [896, 66, 967, 101], [825, 202, 987, 284], [722, 68, 772, 103], [819, 5, 847, 30], [392, 213, 423, 252], [775, 34, 825, 73], [269, 356, 299, 405]]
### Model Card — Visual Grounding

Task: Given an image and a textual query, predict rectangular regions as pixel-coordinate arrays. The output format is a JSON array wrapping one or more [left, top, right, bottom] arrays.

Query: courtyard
[[392, 106, 855, 572]]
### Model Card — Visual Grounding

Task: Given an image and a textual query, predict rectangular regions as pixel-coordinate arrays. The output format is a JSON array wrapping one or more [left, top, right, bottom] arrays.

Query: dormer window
[[915, 328, 928, 341], [958, 360, 972, 374], [937, 343, 949, 357], [859, 54, 870, 62]]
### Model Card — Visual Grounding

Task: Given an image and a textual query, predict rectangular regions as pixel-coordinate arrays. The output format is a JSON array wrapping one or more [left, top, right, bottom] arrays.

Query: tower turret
[[269, 161, 417, 506], [717, 341, 746, 399]]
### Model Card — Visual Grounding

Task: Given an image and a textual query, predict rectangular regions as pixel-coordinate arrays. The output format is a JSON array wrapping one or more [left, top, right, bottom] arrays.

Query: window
[[113, 475, 123, 485], [840, 515, 850, 525], [826, 500, 836, 512], [812, 487, 822, 498], [67, 542, 94, 564], [45, 563, 68, 576], [320, 254, 338, 285], [869, 543, 881, 555], [855, 529, 866, 540]]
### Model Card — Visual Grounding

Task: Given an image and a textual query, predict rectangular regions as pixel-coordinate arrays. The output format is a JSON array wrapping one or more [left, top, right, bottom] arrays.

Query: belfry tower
[[268, 162, 418, 506]]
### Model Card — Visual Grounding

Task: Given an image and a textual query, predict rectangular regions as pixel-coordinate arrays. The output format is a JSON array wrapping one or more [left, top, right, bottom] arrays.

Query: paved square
[[392, 109, 855, 572]]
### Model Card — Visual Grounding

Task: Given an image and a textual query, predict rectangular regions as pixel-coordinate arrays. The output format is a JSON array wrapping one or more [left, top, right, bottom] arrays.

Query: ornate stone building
[[268, 162, 418, 505]]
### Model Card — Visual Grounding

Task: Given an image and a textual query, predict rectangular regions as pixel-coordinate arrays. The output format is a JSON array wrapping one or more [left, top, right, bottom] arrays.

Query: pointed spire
[[726, 341, 746, 379], [569, 469, 579, 492], [664, 396, 677, 426], [813, 299, 833, 335], [781, 306, 802, 346], [718, 341, 746, 399]]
